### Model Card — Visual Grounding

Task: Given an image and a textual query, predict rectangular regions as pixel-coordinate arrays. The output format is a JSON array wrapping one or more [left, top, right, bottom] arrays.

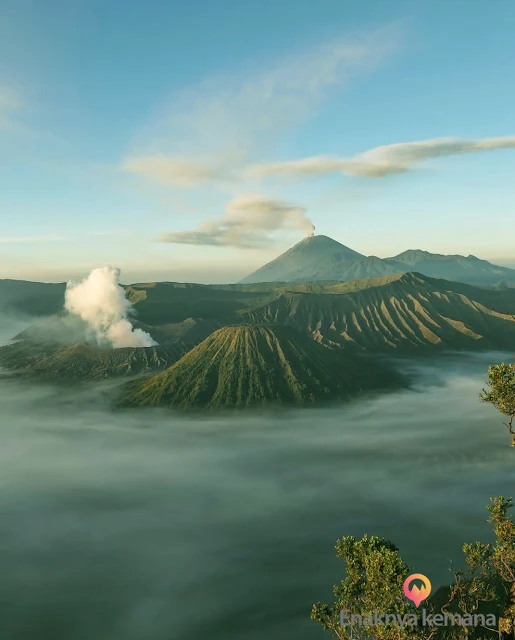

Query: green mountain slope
[[238, 272, 515, 353], [121, 325, 405, 410], [0, 314, 223, 382], [0, 339, 184, 382], [3, 271, 515, 385]]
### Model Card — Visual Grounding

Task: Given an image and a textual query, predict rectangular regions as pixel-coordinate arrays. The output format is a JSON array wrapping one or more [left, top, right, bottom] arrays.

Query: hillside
[[0, 339, 185, 382], [123, 281, 278, 325], [238, 272, 515, 353], [0, 312, 225, 382], [0, 312, 221, 381], [3, 271, 515, 385], [121, 325, 405, 410], [0, 279, 66, 316], [1, 240, 514, 328]]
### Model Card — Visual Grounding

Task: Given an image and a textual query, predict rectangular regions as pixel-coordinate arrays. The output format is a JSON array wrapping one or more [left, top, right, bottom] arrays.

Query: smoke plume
[[64, 266, 157, 348]]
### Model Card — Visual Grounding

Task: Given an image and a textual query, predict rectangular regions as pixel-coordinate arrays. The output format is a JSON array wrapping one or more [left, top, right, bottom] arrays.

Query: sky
[[1, 0, 514, 284]]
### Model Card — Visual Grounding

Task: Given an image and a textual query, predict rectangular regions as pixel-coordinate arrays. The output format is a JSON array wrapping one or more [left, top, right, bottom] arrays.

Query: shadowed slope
[[121, 325, 405, 410]]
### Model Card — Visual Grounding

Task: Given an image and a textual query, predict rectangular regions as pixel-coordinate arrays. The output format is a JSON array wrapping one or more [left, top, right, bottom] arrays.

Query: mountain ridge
[[241, 235, 515, 287], [3, 271, 515, 386], [238, 272, 515, 353]]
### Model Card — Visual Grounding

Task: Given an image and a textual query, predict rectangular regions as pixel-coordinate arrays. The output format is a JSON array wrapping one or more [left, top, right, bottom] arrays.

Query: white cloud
[[156, 195, 312, 248], [0, 88, 23, 111], [0, 86, 24, 132], [121, 154, 228, 188], [250, 135, 515, 180], [121, 25, 401, 189]]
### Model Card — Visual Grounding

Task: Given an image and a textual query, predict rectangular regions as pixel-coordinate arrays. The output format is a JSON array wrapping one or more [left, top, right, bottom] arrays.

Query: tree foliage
[[480, 364, 515, 443], [312, 497, 515, 639], [311, 534, 433, 639]]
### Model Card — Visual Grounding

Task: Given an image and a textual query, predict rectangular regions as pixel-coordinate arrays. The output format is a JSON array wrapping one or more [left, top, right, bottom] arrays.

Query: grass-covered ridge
[[121, 324, 406, 410]]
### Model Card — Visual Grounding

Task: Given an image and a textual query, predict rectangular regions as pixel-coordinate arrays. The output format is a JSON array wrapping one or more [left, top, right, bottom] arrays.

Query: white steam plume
[[64, 266, 157, 348]]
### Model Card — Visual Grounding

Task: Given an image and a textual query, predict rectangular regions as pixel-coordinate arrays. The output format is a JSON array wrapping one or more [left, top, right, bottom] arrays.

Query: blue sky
[[1, 0, 514, 283]]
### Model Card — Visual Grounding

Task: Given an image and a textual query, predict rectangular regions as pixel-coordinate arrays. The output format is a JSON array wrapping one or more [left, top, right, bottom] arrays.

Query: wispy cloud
[[121, 154, 227, 188], [156, 195, 312, 248], [88, 231, 136, 237], [249, 135, 515, 180], [0, 88, 23, 111], [0, 86, 24, 132], [0, 234, 66, 243], [121, 24, 401, 189]]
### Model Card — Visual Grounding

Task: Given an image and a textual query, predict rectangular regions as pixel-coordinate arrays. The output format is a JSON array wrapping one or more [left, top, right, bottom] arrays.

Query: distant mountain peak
[[240, 235, 365, 284], [297, 234, 345, 246], [285, 234, 362, 254], [240, 236, 515, 287]]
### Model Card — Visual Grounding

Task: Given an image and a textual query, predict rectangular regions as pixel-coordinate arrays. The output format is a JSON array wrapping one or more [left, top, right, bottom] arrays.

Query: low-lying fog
[[0, 316, 514, 640]]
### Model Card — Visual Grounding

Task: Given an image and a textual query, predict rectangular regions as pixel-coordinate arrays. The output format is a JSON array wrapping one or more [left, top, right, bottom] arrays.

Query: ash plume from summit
[[64, 266, 157, 348]]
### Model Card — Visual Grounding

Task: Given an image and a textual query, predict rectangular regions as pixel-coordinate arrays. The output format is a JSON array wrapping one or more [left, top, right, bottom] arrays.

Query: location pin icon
[[403, 574, 432, 608]]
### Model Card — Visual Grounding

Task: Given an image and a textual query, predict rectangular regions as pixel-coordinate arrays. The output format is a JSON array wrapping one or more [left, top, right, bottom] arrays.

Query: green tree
[[311, 534, 437, 639], [480, 364, 515, 447], [442, 498, 515, 638], [312, 497, 515, 640], [482, 498, 515, 637]]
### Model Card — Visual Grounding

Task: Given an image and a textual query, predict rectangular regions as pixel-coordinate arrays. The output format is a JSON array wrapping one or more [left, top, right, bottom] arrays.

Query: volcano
[[120, 324, 405, 410], [241, 235, 515, 287], [240, 235, 367, 284]]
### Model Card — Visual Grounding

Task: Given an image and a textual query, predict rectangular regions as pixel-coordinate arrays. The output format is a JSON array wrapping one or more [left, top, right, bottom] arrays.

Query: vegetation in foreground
[[312, 497, 515, 639], [481, 364, 515, 447]]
